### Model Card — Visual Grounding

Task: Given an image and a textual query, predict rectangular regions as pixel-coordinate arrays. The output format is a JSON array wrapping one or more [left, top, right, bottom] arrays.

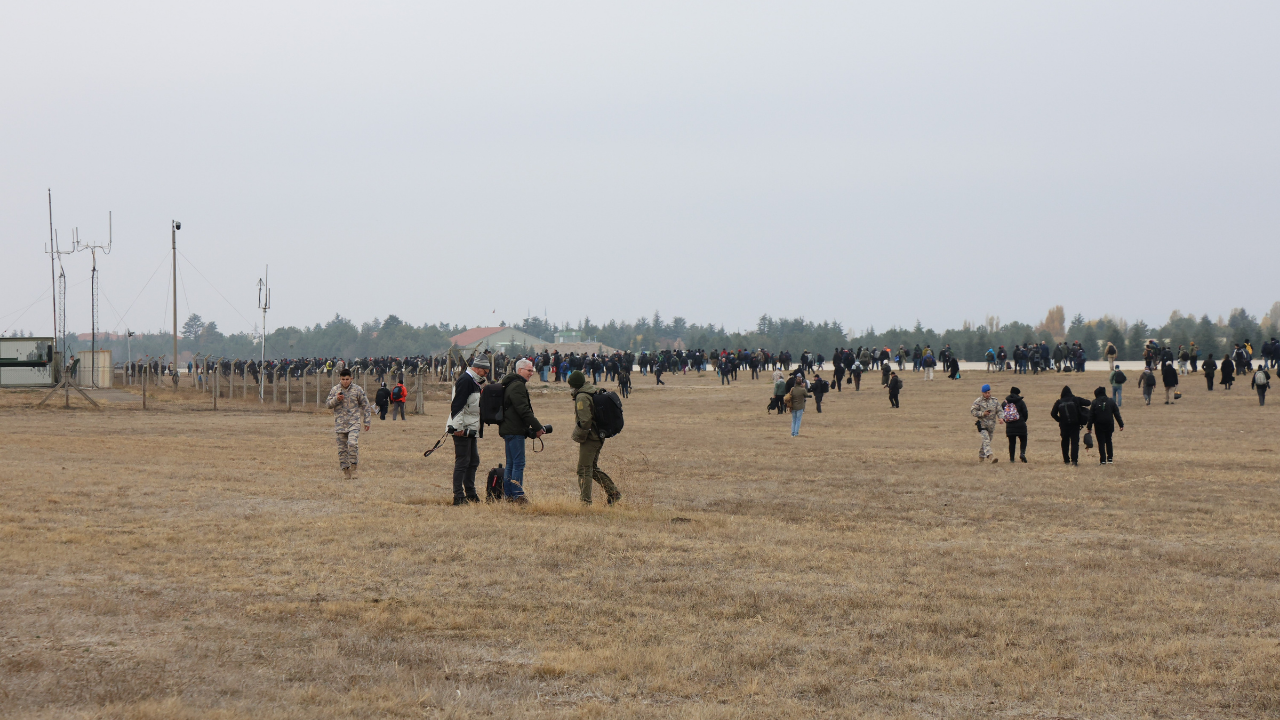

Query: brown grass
[[3, 368, 1278, 718]]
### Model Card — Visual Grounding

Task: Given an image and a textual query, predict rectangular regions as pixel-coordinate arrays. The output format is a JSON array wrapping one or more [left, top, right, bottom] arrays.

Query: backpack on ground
[[485, 465, 504, 502], [479, 383, 505, 425], [592, 389, 625, 439], [1113, 370, 1127, 385], [1001, 402, 1020, 423]]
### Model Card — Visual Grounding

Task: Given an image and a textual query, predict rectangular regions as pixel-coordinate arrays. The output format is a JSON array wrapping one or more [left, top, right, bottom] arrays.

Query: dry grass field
[[3, 367, 1278, 719]]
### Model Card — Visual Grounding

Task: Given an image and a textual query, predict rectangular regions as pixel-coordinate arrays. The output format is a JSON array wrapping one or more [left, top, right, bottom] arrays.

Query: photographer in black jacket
[[498, 358, 545, 503]]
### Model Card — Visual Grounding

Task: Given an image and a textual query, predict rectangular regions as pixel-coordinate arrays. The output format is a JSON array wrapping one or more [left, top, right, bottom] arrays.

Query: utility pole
[[171, 220, 181, 389], [257, 266, 271, 402]]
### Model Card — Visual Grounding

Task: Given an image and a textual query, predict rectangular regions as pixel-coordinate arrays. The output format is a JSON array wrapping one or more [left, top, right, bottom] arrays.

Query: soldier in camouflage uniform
[[326, 368, 372, 478], [970, 383, 1003, 463]]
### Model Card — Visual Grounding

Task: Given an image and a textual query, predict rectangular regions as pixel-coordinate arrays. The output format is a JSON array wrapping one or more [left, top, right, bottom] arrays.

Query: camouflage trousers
[[978, 426, 995, 459], [336, 429, 360, 469], [576, 439, 619, 503]]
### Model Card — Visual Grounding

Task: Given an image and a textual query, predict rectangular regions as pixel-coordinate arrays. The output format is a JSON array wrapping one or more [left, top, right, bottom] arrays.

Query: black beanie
[[1094, 387, 1106, 397], [1010, 387, 1021, 395]]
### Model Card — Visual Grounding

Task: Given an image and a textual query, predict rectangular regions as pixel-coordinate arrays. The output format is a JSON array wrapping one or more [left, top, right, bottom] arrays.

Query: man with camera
[[498, 358, 547, 504], [326, 368, 372, 479], [446, 355, 490, 505], [569, 370, 621, 505]]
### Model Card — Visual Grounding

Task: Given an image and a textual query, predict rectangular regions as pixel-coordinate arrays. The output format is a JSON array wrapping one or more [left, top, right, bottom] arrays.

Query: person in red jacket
[[390, 381, 408, 420]]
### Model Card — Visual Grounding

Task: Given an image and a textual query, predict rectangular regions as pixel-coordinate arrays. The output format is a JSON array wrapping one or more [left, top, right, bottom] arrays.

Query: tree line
[[53, 303, 1279, 364]]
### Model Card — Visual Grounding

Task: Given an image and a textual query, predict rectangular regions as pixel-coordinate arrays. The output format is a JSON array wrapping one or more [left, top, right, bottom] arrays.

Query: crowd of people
[[307, 335, 1275, 500]]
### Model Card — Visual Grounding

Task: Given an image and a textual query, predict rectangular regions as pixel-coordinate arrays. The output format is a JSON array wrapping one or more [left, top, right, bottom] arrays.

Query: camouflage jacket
[[970, 396, 1001, 429], [327, 383, 372, 432]]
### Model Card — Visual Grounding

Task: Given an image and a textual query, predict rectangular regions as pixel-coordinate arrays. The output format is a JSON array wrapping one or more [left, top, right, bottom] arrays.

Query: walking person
[[326, 369, 372, 479], [1139, 366, 1157, 405], [1202, 354, 1217, 391], [1087, 387, 1124, 464], [1220, 355, 1235, 390], [1050, 386, 1085, 466], [1003, 386, 1028, 463], [1108, 366, 1127, 407], [850, 359, 863, 391], [1105, 342, 1118, 370], [568, 370, 621, 505], [374, 381, 390, 420], [498, 358, 546, 504], [970, 384, 1002, 463], [772, 370, 787, 415], [446, 356, 489, 505], [1161, 361, 1179, 404], [811, 373, 829, 412], [788, 377, 811, 437], [390, 380, 408, 420], [887, 371, 902, 408], [1252, 366, 1271, 405]]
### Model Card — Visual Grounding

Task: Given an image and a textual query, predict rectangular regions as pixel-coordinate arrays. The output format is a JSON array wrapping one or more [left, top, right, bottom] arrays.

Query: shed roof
[[449, 327, 504, 347]]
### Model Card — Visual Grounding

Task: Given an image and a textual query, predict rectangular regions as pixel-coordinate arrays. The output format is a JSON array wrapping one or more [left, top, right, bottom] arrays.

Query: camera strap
[[422, 432, 449, 458], [530, 436, 545, 453]]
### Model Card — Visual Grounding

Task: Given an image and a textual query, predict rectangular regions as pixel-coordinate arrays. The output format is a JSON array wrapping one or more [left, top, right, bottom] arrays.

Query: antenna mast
[[73, 216, 113, 387], [171, 220, 181, 389], [257, 266, 271, 401]]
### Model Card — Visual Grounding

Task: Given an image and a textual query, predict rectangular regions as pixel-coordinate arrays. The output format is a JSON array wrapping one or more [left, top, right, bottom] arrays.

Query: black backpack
[[1058, 398, 1078, 425], [1113, 370, 1127, 385], [592, 390, 625, 439], [479, 383, 505, 426], [485, 465, 504, 502]]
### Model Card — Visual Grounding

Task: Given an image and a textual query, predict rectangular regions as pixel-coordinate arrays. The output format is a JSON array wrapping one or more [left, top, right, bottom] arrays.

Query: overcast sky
[[3, 2, 1277, 338]]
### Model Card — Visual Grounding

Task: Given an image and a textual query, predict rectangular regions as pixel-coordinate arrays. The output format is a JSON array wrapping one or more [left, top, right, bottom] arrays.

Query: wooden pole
[[142, 364, 147, 410], [213, 364, 218, 410], [286, 369, 291, 412]]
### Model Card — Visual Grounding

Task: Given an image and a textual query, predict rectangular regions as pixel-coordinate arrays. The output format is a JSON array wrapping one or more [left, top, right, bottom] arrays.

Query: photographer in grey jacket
[[446, 355, 489, 505]]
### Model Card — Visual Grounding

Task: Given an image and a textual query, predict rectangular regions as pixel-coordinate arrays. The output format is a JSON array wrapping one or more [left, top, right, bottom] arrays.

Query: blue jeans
[[1112, 384, 1122, 406], [791, 409, 804, 436], [539, 367, 548, 382], [502, 435, 526, 499]]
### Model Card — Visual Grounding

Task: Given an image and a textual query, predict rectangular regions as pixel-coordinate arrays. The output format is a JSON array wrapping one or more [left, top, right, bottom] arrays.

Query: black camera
[[528, 424, 552, 438], [448, 426, 478, 438]]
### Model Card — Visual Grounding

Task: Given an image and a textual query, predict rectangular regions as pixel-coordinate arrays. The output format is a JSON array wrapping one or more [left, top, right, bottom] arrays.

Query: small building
[[0, 337, 57, 387], [449, 327, 547, 353], [554, 330, 584, 343]]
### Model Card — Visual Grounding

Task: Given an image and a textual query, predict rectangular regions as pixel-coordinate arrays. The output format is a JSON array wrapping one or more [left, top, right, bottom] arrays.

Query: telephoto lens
[[542, 425, 553, 434]]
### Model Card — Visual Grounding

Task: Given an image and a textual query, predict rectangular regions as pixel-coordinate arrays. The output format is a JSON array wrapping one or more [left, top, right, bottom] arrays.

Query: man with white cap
[[970, 383, 1003, 463], [446, 354, 490, 505]]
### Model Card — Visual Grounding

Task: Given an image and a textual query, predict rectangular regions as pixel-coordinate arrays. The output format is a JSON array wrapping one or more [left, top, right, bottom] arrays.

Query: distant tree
[[181, 313, 205, 339], [1037, 306, 1065, 340]]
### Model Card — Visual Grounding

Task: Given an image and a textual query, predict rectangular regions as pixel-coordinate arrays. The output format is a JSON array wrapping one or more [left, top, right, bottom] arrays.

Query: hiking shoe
[[452, 497, 467, 506], [991, 458, 999, 463], [1020, 455, 1027, 463], [350, 465, 359, 479], [607, 493, 621, 506], [511, 496, 529, 505], [343, 467, 352, 479]]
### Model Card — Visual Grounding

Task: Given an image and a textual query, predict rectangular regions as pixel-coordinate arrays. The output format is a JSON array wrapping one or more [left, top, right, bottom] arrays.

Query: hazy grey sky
[[3, 2, 1277, 338]]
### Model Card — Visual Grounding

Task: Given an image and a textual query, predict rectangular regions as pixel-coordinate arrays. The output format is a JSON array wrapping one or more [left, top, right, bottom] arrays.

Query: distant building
[[554, 330, 584, 344], [450, 327, 546, 352]]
